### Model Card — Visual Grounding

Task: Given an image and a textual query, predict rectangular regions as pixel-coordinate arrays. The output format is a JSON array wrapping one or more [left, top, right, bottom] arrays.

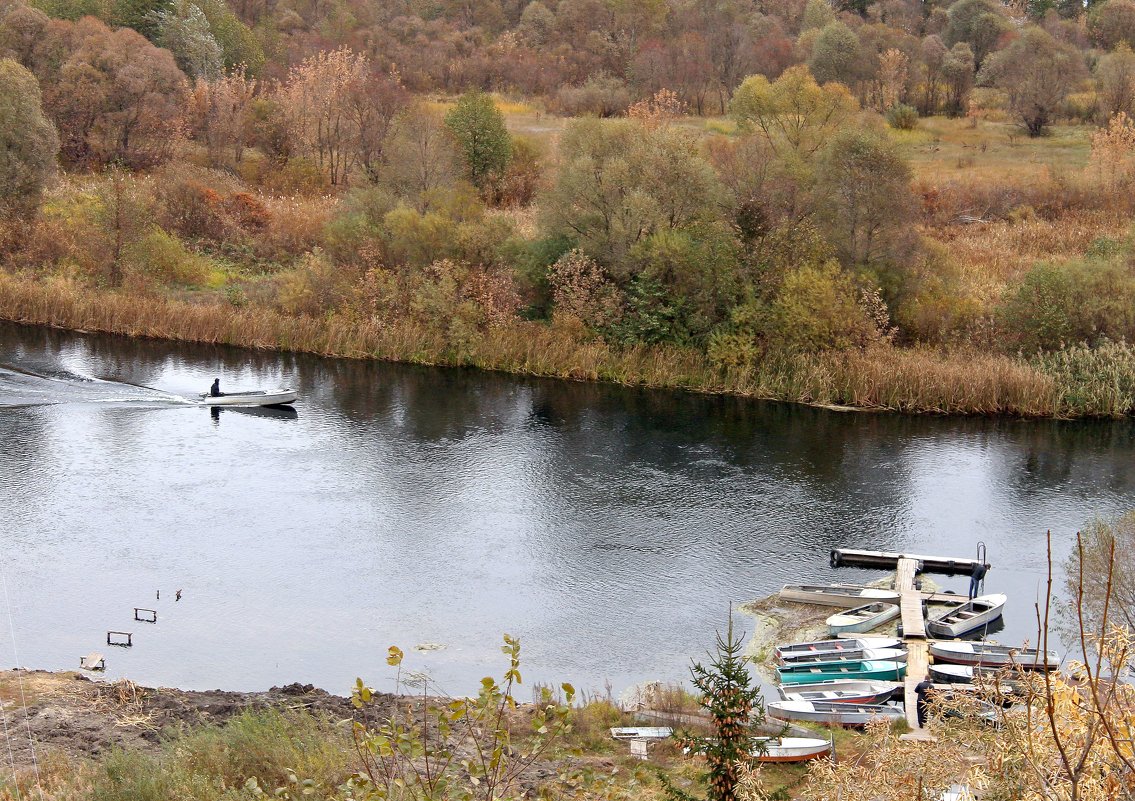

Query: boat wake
[[0, 362, 193, 410]]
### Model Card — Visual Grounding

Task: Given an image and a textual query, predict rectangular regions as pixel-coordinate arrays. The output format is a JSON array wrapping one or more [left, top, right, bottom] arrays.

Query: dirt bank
[[0, 669, 390, 771]]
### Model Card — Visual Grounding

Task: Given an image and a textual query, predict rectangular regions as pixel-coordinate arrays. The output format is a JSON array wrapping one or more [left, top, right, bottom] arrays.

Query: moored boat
[[200, 388, 297, 407], [926, 593, 1007, 638], [779, 647, 907, 666], [929, 641, 1059, 670], [767, 700, 905, 727], [751, 736, 832, 763], [779, 584, 900, 608], [775, 637, 901, 659], [826, 601, 901, 635], [777, 659, 906, 685], [778, 681, 897, 705]]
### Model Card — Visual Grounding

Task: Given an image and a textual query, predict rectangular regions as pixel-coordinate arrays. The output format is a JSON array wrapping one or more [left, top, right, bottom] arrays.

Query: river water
[[1, 321, 1132, 697]]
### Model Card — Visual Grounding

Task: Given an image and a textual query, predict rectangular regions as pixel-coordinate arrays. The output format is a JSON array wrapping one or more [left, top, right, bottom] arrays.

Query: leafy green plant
[[346, 635, 574, 801]]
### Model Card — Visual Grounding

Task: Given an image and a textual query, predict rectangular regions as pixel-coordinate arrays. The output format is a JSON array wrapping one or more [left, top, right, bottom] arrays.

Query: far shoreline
[[3, 274, 1128, 421]]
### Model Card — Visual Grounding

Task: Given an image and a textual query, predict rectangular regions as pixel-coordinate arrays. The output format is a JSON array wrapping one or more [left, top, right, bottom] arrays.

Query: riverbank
[[3, 272, 1133, 419]]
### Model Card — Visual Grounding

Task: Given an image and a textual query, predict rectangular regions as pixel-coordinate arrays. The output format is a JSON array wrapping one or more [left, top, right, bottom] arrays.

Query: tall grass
[[0, 272, 1127, 417]]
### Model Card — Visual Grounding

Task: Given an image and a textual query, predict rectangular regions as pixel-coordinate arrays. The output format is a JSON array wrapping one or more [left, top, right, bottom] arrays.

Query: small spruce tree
[[665, 610, 769, 801]]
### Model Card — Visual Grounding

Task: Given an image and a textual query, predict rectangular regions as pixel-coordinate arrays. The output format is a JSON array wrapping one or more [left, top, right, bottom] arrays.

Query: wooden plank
[[903, 640, 931, 731], [897, 558, 926, 640], [80, 652, 105, 671]]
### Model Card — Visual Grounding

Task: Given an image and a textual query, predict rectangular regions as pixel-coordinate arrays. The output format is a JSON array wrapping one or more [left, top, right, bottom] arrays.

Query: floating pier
[[831, 548, 983, 575]]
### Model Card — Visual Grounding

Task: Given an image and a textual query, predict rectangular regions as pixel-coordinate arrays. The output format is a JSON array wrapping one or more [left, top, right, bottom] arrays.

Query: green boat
[[777, 660, 906, 685]]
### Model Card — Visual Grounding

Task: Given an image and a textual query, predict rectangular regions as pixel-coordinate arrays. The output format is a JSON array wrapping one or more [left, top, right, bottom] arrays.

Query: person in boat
[[209, 378, 221, 397], [968, 562, 990, 599], [915, 676, 934, 727]]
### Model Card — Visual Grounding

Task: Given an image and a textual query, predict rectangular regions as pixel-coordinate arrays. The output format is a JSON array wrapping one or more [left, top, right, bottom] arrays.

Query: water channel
[[2, 321, 1132, 696]]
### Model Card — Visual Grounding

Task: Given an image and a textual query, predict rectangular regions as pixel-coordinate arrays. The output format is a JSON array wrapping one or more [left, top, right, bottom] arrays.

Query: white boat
[[779, 584, 900, 608], [827, 602, 901, 635], [767, 700, 905, 727], [610, 727, 672, 740], [926, 593, 1007, 638], [776, 637, 901, 659], [778, 681, 897, 705], [200, 388, 297, 407], [929, 641, 1059, 670], [751, 736, 832, 763], [779, 647, 907, 666]]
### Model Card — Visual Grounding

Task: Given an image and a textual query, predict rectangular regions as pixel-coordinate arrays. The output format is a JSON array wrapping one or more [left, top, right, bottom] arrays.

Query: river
[[1, 321, 1132, 697]]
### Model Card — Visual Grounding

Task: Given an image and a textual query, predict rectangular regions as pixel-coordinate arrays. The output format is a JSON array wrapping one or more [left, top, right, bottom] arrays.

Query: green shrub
[[885, 103, 919, 130], [124, 229, 214, 287]]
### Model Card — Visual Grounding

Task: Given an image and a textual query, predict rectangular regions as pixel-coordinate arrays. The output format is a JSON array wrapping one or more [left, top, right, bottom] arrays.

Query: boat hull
[[929, 641, 1059, 670], [768, 700, 904, 727], [779, 647, 907, 666], [926, 594, 1007, 638], [200, 389, 297, 407], [775, 637, 901, 658], [776, 679, 898, 702], [780, 584, 900, 608], [752, 737, 832, 763], [778, 660, 906, 685], [827, 602, 901, 635]]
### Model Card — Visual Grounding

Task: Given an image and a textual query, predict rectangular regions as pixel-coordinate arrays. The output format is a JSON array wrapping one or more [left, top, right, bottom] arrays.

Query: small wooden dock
[[895, 556, 934, 735], [831, 548, 982, 575]]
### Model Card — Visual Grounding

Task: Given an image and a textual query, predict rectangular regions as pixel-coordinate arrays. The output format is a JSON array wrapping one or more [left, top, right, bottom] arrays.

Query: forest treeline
[[3, 0, 1135, 416]]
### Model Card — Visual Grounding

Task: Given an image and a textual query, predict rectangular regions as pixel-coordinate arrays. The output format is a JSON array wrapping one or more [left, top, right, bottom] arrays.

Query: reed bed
[[1, 273, 1127, 418]]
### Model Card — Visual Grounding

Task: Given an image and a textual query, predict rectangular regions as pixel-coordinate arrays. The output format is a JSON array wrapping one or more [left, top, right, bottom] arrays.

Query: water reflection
[[1, 321, 1132, 696]]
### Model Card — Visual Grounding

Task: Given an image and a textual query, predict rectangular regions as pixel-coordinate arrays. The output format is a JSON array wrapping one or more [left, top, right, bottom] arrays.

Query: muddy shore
[[0, 669, 389, 771]]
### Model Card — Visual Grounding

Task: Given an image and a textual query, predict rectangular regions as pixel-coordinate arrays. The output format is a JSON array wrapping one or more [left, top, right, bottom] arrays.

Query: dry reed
[[0, 273, 1126, 418]]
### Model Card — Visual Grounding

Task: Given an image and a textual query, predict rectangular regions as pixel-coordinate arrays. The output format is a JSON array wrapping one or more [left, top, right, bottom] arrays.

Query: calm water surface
[[1, 322, 1133, 696]]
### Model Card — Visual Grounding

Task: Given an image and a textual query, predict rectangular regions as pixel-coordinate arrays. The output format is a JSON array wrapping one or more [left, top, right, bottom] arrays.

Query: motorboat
[[779, 647, 907, 666], [778, 681, 897, 705], [767, 700, 905, 727], [926, 594, 1007, 638], [827, 602, 901, 635], [929, 641, 1059, 670], [777, 659, 906, 684], [776, 637, 901, 659], [200, 388, 297, 407], [751, 736, 832, 763], [779, 584, 900, 607]]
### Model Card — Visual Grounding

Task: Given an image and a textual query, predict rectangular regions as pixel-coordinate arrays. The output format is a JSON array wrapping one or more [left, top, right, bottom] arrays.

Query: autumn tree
[[1067, 511, 1135, 634], [277, 47, 366, 186], [945, 0, 1012, 66], [0, 57, 59, 219], [941, 42, 975, 117], [344, 68, 410, 182], [1097, 43, 1135, 120], [814, 128, 917, 266], [980, 26, 1086, 136], [382, 104, 462, 208], [151, 0, 223, 79], [45, 17, 187, 168], [542, 117, 722, 271], [729, 65, 858, 160], [1090, 0, 1135, 50], [187, 70, 255, 168], [808, 21, 863, 86], [444, 90, 512, 191]]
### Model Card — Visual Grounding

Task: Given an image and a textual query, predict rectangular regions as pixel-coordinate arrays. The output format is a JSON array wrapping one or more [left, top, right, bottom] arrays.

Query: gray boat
[[767, 700, 905, 727]]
